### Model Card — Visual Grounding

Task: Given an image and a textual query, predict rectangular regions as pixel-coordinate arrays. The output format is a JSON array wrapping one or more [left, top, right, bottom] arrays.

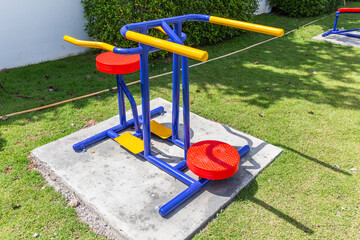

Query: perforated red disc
[[186, 140, 240, 180], [338, 8, 360, 13], [96, 52, 140, 74]]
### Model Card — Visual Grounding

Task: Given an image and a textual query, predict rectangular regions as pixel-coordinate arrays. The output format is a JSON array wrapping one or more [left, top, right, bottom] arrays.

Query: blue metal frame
[[172, 23, 182, 144], [120, 14, 211, 37], [322, 11, 360, 38], [73, 14, 250, 216]]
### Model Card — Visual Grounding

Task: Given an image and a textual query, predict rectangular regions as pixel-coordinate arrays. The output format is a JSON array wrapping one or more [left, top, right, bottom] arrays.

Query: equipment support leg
[[172, 23, 182, 142], [118, 79, 141, 135], [182, 56, 190, 159], [332, 12, 340, 31], [139, 40, 151, 157], [116, 74, 126, 126]]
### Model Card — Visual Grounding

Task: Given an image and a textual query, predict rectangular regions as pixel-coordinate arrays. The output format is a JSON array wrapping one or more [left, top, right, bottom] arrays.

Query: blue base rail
[[104, 125, 250, 217], [322, 10, 360, 38], [322, 28, 360, 38], [158, 144, 250, 217]]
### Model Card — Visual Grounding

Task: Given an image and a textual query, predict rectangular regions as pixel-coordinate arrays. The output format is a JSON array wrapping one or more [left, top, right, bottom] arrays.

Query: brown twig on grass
[[0, 77, 34, 99]]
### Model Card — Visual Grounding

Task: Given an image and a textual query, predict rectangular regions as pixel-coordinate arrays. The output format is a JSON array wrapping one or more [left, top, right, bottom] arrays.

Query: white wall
[[0, 0, 89, 70], [255, 0, 272, 15]]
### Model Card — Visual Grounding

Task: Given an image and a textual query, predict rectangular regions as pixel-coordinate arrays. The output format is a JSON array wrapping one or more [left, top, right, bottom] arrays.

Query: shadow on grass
[[188, 36, 360, 111], [252, 197, 314, 234], [0, 133, 6, 151], [237, 181, 314, 234], [277, 144, 351, 176]]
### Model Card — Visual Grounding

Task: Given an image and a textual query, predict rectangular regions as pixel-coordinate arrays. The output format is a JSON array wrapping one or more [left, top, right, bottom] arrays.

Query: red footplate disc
[[186, 140, 240, 180]]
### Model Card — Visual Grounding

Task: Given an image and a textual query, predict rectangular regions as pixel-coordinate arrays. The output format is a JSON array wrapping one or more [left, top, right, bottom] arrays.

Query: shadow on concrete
[[222, 124, 268, 169], [277, 144, 351, 176], [163, 127, 274, 218], [161, 118, 278, 217], [151, 146, 184, 164]]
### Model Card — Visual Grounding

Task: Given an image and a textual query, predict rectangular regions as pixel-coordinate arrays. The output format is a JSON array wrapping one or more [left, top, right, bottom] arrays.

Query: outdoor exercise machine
[[323, 8, 360, 38], [64, 14, 284, 217]]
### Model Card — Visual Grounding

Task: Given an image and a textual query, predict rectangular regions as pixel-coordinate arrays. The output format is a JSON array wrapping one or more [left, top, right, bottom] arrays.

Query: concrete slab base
[[312, 31, 360, 48], [30, 98, 282, 240]]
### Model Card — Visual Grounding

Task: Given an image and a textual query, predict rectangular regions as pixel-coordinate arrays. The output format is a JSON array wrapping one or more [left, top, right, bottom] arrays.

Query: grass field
[[1, 3, 360, 239]]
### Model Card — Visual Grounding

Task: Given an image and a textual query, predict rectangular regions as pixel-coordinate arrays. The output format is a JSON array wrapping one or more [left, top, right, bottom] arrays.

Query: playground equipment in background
[[322, 8, 360, 38], [64, 14, 284, 217]]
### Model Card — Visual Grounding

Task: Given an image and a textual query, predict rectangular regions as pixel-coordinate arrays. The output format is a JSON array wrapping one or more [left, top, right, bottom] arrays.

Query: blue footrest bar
[[73, 106, 164, 151]]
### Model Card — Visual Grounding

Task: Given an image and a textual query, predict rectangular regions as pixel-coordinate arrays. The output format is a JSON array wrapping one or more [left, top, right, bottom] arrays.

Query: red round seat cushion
[[338, 8, 360, 13], [96, 52, 140, 74]]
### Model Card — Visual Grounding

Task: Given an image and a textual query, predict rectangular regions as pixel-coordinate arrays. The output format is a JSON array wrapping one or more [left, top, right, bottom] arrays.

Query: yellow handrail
[[154, 26, 167, 35], [63, 35, 115, 52], [125, 31, 208, 62], [65, 16, 283, 61], [209, 16, 284, 37]]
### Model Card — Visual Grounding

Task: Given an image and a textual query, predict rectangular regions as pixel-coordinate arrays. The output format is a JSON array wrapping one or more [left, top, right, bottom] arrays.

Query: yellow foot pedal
[[114, 132, 144, 154], [150, 120, 172, 139]]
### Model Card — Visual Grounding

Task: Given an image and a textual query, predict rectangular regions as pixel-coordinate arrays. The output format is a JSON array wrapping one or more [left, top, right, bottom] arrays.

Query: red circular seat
[[338, 8, 360, 13], [96, 52, 140, 74], [186, 140, 240, 180]]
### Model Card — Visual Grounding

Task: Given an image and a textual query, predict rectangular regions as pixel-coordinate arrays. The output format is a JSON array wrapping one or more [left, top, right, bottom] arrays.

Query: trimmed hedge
[[269, 0, 343, 17], [81, 0, 258, 52]]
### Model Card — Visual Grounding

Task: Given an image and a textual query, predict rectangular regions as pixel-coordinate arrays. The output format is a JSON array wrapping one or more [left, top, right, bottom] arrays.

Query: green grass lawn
[[1, 2, 360, 239]]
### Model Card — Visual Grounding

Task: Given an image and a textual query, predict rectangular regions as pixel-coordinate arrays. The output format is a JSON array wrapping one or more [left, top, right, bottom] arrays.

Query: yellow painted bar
[[125, 31, 208, 62], [209, 16, 284, 37], [154, 26, 167, 35], [63, 35, 115, 52]]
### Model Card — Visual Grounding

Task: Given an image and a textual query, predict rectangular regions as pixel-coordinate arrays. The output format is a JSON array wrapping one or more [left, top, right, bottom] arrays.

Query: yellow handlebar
[[65, 16, 283, 61], [209, 16, 284, 37], [125, 31, 208, 62], [154, 26, 167, 35], [63, 35, 115, 52]]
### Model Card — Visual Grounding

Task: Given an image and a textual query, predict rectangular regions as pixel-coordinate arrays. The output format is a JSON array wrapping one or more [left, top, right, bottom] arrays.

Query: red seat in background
[[96, 52, 140, 75]]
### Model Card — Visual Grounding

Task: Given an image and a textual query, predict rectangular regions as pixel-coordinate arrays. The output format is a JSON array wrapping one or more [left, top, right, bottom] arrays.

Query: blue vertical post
[[139, 29, 151, 157], [182, 56, 190, 159], [172, 23, 182, 142], [116, 74, 126, 126], [118, 80, 141, 135], [333, 12, 340, 31]]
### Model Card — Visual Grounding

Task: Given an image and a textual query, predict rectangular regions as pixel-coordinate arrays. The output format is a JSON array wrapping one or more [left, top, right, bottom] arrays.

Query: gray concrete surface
[[30, 98, 282, 240], [312, 31, 360, 48]]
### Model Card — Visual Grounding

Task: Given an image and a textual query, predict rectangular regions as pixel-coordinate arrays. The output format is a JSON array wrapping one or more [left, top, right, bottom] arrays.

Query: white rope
[[1, 16, 328, 120]]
